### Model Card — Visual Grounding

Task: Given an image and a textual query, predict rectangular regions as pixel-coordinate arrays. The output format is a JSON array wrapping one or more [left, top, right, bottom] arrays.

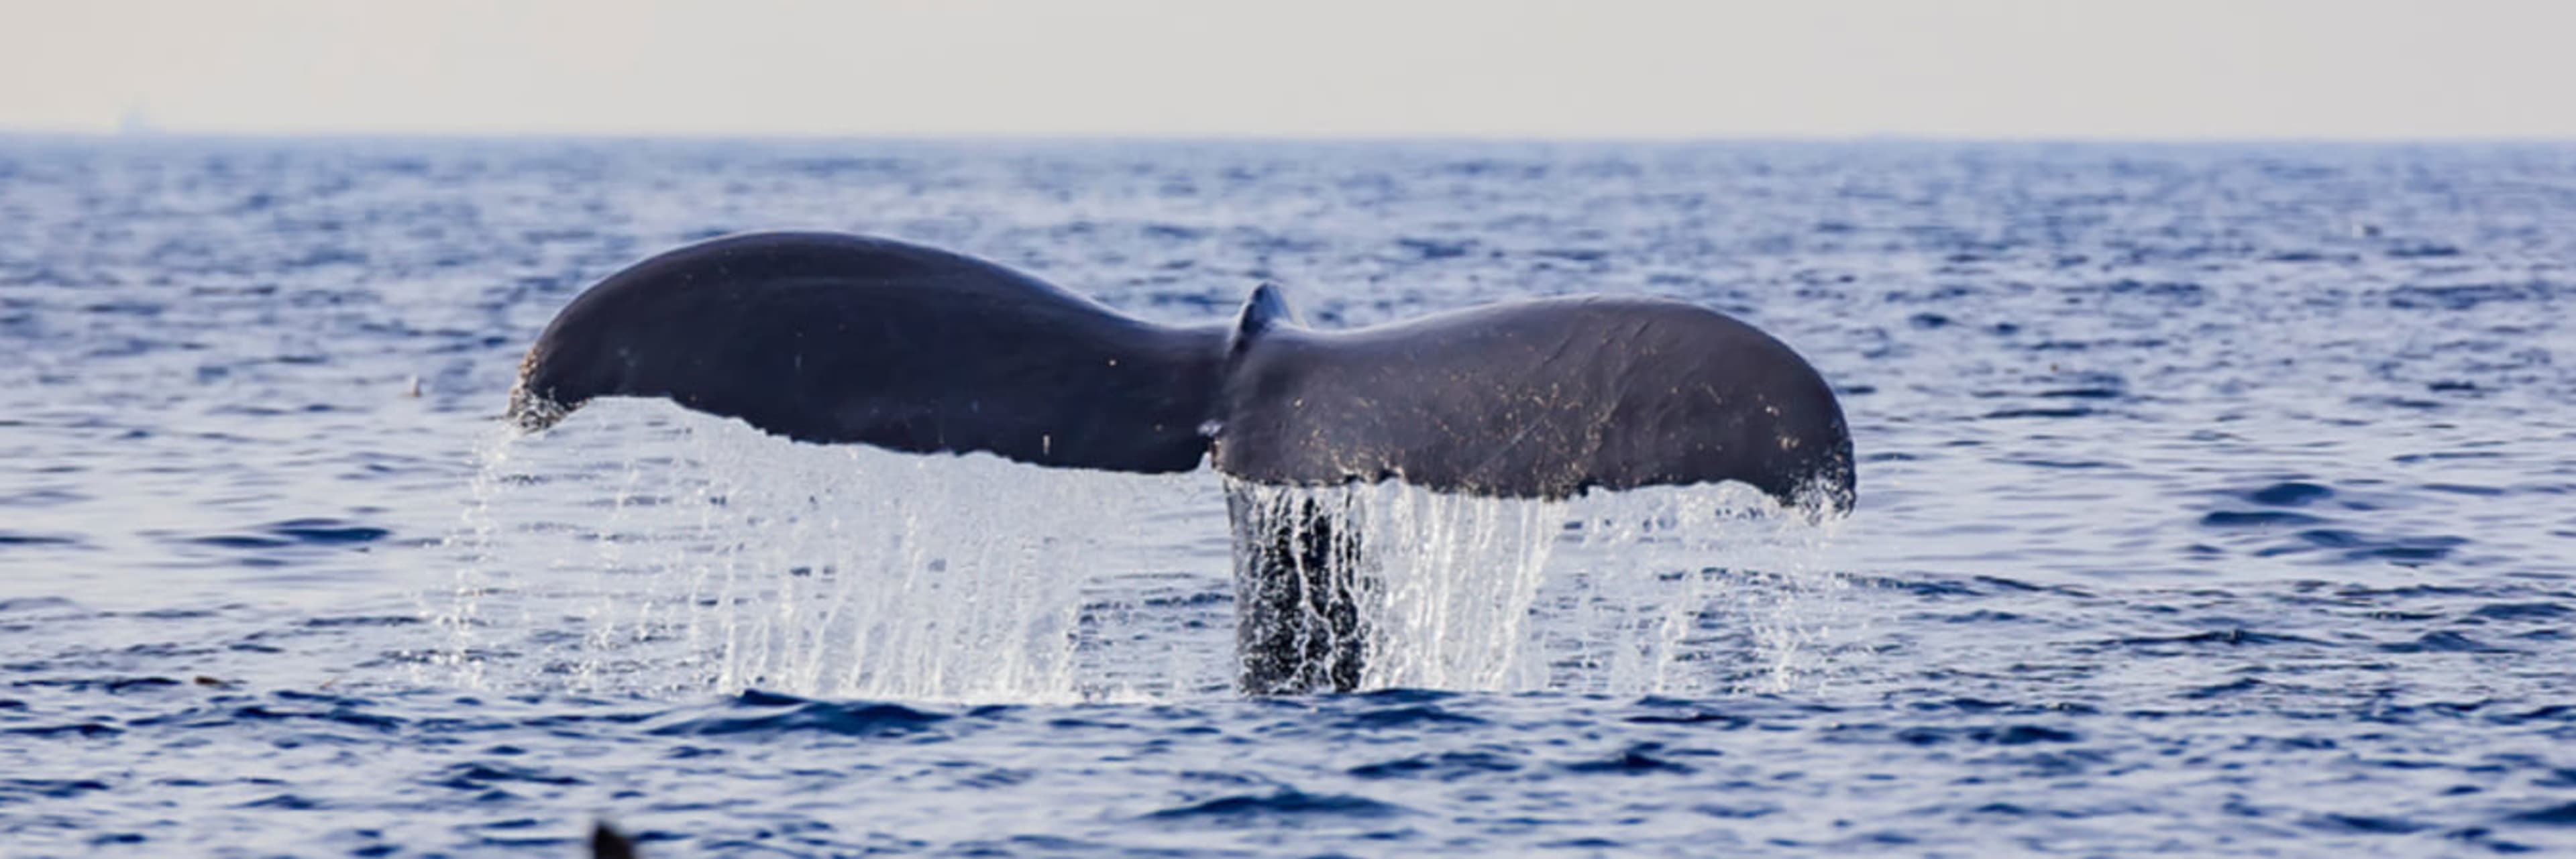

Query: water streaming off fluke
[[431, 403, 1854, 702]]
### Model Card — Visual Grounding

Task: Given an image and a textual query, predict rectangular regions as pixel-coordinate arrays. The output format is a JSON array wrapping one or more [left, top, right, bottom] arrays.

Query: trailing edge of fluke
[[506, 231, 1855, 512]]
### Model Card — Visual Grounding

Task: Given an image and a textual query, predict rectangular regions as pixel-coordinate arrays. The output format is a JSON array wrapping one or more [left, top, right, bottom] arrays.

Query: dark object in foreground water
[[592, 821, 635, 859], [507, 232, 1856, 693]]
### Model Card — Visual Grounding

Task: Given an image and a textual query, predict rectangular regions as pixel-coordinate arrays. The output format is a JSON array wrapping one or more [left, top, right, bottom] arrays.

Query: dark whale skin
[[1216, 291, 1852, 509], [511, 231, 1223, 474], [511, 231, 1853, 511]]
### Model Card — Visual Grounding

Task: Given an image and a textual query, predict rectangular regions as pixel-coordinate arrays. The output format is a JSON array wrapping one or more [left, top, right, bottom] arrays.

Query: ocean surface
[[3, 138, 2574, 857]]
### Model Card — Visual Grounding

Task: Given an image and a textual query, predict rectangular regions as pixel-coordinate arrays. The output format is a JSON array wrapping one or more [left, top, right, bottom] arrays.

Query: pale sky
[[3, 0, 2571, 139]]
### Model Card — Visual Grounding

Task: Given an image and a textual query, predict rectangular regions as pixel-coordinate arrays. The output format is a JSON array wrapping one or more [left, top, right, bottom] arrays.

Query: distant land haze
[[3, 0, 2572, 140]]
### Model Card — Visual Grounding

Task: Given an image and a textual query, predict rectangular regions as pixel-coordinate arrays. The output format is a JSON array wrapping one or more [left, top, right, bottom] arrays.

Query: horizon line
[[6, 127, 2576, 148]]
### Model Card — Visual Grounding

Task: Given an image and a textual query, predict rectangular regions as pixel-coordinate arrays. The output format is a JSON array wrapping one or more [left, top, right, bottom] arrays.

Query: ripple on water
[[2248, 482, 2337, 506], [2202, 510, 2330, 528], [1347, 750, 1523, 781], [645, 693, 957, 740], [1559, 743, 1699, 775], [2377, 631, 2512, 654], [1143, 789, 1409, 823], [2470, 602, 2573, 621], [0, 531, 86, 548], [183, 518, 393, 550], [2508, 802, 2576, 826], [1330, 703, 1486, 731], [431, 762, 586, 791]]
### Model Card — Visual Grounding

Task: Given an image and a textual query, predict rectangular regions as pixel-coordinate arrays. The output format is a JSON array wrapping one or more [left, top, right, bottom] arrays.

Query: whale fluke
[[1218, 293, 1851, 508], [508, 231, 1856, 693], [510, 231, 1853, 510], [509, 232, 1222, 474]]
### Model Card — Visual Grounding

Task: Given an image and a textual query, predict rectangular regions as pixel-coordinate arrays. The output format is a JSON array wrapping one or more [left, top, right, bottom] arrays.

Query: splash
[[421, 424, 521, 690], [1230, 479, 1856, 697], [429, 402, 1217, 702], [431, 402, 1856, 702], [1546, 483, 1859, 695]]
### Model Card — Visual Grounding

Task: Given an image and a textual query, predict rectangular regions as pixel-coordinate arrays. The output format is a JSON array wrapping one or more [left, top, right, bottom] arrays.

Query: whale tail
[[1214, 293, 1854, 512], [508, 231, 1856, 695], [505, 231, 1225, 474], [508, 231, 1853, 514]]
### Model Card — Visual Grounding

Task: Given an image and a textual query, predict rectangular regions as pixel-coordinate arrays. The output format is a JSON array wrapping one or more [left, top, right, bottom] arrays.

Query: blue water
[[5, 139, 2576, 856]]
